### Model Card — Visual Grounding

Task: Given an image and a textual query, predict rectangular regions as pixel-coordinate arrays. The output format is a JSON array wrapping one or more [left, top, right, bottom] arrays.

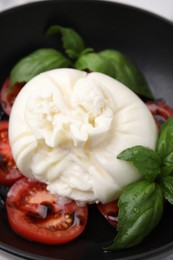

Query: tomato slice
[[97, 200, 118, 228], [0, 77, 24, 116], [6, 177, 88, 244], [0, 121, 23, 185], [146, 99, 173, 128]]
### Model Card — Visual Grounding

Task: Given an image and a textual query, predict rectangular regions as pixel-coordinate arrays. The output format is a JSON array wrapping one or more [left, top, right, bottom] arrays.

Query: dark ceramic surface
[[0, 1, 173, 259]]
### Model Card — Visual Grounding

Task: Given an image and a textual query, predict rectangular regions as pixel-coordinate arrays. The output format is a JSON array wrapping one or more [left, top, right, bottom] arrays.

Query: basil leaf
[[74, 52, 116, 78], [75, 49, 153, 99], [161, 175, 173, 204], [104, 180, 163, 250], [157, 118, 173, 160], [10, 48, 70, 88], [117, 145, 161, 182], [161, 151, 173, 176], [46, 25, 86, 58], [99, 49, 153, 99]]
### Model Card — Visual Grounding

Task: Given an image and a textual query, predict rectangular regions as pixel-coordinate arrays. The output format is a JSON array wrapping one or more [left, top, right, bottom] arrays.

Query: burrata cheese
[[9, 68, 158, 203]]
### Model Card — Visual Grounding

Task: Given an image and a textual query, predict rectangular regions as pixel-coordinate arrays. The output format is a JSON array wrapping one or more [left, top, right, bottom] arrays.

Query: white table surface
[[0, 0, 173, 259]]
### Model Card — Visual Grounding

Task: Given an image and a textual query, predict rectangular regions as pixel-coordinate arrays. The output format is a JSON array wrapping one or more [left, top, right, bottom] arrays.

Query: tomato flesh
[[146, 99, 173, 128], [6, 178, 88, 244], [97, 200, 118, 228], [0, 77, 24, 116], [0, 121, 23, 185]]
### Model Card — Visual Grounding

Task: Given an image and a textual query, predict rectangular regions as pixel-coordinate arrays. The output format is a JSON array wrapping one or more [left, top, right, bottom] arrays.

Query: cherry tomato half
[[6, 177, 88, 244], [0, 77, 24, 116], [146, 99, 173, 128], [97, 200, 118, 228], [0, 121, 23, 185]]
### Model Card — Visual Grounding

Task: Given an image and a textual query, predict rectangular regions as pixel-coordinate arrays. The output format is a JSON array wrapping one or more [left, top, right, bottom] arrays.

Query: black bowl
[[1, 1, 173, 259]]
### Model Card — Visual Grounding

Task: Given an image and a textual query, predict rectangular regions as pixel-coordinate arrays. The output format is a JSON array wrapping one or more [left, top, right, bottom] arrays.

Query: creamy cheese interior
[[9, 68, 158, 203]]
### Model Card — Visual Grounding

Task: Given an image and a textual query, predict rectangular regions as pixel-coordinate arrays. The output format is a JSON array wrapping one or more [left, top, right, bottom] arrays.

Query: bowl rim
[[0, 0, 173, 259], [0, 0, 173, 26]]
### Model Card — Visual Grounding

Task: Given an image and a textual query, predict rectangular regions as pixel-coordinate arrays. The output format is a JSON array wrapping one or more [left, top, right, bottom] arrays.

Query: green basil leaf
[[161, 175, 173, 204], [10, 48, 70, 89], [99, 49, 153, 99], [117, 145, 161, 182], [80, 48, 94, 56], [74, 52, 115, 78], [46, 25, 86, 58], [104, 180, 163, 250], [157, 118, 173, 161], [75, 49, 153, 99], [161, 151, 173, 176], [161, 176, 173, 205]]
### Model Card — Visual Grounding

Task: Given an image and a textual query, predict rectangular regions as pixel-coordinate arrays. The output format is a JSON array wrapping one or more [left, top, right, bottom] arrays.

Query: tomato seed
[[0, 131, 7, 139], [65, 218, 73, 224], [61, 222, 69, 229]]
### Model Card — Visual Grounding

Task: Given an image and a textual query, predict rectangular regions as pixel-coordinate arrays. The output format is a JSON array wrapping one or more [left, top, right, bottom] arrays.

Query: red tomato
[[97, 200, 118, 228], [0, 77, 24, 116], [0, 121, 23, 185], [6, 177, 88, 244], [146, 99, 173, 128]]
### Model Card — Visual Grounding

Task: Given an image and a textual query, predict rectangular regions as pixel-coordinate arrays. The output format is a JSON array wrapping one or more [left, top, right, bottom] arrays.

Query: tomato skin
[[0, 121, 23, 185], [97, 200, 118, 228], [146, 99, 173, 128], [0, 77, 24, 116], [6, 178, 88, 244]]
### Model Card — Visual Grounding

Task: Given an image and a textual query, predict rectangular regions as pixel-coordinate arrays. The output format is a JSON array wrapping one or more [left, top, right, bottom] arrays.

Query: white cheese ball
[[9, 68, 158, 203]]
